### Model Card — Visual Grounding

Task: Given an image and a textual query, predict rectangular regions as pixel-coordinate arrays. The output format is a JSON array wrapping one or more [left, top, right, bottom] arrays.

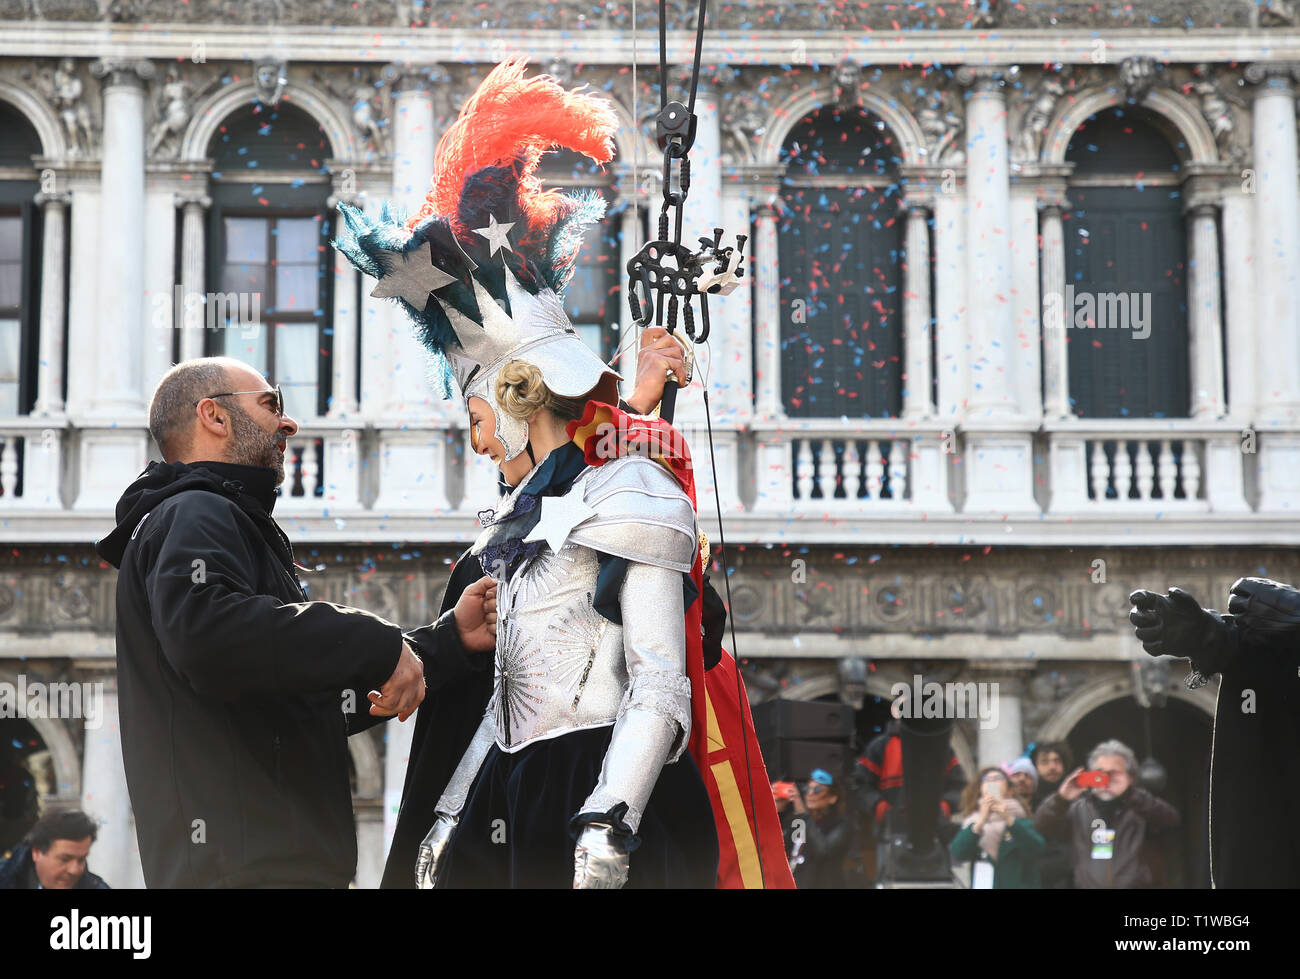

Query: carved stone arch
[[756, 83, 928, 168], [1042, 84, 1221, 165], [179, 80, 359, 164], [348, 728, 383, 799], [0, 667, 82, 802], [1034, 671, 1216, 745], [772, 667, 976, 785], [0, 82, 66, 161]]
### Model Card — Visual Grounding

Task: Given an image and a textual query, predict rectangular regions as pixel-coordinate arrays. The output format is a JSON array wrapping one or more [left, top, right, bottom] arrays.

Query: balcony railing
[[2, 415, 1294, 541], [1044, 419, 1248, 514]]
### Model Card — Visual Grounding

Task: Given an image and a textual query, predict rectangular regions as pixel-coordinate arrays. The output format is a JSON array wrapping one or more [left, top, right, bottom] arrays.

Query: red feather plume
[[404, 57, 620, 235]]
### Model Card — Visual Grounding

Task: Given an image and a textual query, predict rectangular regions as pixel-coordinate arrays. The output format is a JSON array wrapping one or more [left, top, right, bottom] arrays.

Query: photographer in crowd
[[1033, 739, 1179, 889], [950, 767, 1043, 889]]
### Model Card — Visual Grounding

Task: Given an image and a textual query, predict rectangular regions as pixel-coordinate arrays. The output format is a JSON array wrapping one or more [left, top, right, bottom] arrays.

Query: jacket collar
[[189, 461, 280, 515]]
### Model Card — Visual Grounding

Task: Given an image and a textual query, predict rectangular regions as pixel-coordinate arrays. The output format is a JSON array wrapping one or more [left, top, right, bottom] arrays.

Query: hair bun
[[496, 360, 549, 420]]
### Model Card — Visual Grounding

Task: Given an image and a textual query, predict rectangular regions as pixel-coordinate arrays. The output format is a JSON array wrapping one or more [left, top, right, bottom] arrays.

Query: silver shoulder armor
[[567, 456, 697, 572]]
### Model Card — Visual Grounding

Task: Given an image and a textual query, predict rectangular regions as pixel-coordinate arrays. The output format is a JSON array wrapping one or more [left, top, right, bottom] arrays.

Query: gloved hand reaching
[[1128, 586, 1237, 683]]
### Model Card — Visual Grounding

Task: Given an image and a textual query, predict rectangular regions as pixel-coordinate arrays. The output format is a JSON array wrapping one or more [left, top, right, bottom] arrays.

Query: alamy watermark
[[151, 286, 263, 337], [1043, 285, 1152, 340], [0, 675, 104, 729], [890, 674, 999, 730]]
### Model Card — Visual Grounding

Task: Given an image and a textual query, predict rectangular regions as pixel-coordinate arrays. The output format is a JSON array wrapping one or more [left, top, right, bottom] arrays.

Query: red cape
[[569, 401, 796, 888]]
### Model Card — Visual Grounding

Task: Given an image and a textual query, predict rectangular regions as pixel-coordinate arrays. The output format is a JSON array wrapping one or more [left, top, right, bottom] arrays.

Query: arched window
[[207, 102, 334, 421], [537, 147, 619, 362], [778, 106, 905, 418], [1063, 107, 1189, 418], [0, 101, 43, 418]]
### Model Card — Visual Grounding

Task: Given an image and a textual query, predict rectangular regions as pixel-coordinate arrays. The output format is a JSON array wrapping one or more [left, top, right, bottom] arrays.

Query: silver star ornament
[[473, 213, 516, 256], [369, 240, 458, 309], [523, 493, 597, 553]]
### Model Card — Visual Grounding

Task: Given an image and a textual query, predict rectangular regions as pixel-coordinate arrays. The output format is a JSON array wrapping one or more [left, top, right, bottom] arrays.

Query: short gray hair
[[148, 358, 239, 460], [1087, 739, 1138, 775]]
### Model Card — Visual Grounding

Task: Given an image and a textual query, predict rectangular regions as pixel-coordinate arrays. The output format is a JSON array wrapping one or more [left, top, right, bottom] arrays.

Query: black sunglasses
[[195, 384, 284, 417]]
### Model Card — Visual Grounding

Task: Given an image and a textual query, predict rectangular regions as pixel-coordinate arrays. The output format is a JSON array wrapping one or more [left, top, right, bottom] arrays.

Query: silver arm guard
[[578, 560, 693, 833], [416, 707, 495, 889]]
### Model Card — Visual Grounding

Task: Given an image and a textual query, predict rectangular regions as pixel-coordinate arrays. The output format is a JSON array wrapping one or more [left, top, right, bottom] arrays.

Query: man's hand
[[1058, 766, 1086, 802], [454, 576, 498, 652], [625, 326, 688, 415], [368, 639, 425, 721]]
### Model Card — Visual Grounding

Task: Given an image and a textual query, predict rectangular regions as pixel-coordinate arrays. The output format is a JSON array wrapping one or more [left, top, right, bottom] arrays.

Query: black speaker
[[761, 740, 855, 784], [752, 698, 855, 742]]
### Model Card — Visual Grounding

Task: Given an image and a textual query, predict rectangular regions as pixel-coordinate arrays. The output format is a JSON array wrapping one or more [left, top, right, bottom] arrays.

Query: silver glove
[[572, 822, 630, 889], [415, 812, 458, 890]]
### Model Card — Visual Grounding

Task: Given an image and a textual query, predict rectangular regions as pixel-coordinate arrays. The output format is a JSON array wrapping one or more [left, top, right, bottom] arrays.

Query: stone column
[[1010, 179, 1042, 425], [1245, 64, 1300, 509], [751, 195, 782, 419], [614, 176, 644, 404], [175, 191, 211, 363], [74, 62, 153, 509], [32, 189, 69, 416], [1039, 198, 1070, 419], [87, 59, 153, 418], [1185, 194, 1226, 418], [901, 200, 934, 419], [353, 800, 384, 888], [932, 180, 967, 423], [751, 188, 793, 512], [958, 67, 1016, 417], [79, 670, 145, 888], [384, 65, 440, 418], [970, 669, 1024, 769], [327, 174, 360, 418], [1221, 189, 1256, 422], [956, 68, 1036, 513], [382, 716, 416, 863]]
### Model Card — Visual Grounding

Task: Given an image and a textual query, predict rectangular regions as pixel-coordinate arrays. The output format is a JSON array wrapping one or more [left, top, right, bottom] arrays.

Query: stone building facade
[[2, 1, 1300, 886]]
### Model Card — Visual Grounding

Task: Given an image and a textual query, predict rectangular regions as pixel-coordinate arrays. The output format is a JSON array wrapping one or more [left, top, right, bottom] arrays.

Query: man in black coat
[[1129, 579, 1300, 888], [95, 357, 498, 888]]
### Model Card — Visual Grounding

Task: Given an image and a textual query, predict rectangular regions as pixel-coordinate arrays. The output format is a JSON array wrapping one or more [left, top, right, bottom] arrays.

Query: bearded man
[[95, 357, 498, 887]]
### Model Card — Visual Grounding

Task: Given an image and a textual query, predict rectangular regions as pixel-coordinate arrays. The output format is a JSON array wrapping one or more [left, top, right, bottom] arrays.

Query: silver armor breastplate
[[492, 543, 626, 751]]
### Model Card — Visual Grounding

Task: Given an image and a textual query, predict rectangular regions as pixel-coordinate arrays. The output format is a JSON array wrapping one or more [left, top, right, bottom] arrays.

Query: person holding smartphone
[[1033, 739, 1179, 889], [950, 768, 1044, 889]]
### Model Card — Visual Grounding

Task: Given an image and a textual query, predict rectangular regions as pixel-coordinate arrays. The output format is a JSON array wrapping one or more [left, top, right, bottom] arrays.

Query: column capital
[[381, 62, 447, 95], [1244, 62, 1300, 90], [956, 65, 1013, 95], [34, 190, 71, 208], [173, 191, 211, 210], [90, 58, 155, 89]]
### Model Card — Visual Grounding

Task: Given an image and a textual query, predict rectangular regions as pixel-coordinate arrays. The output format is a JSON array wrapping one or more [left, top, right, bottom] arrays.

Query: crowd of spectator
[[770, 733, 1181, 888]]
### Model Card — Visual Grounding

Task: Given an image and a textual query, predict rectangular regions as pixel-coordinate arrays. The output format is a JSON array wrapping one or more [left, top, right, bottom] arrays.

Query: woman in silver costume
[[334, 59, 719, 887], [416, 358, 718, 888]]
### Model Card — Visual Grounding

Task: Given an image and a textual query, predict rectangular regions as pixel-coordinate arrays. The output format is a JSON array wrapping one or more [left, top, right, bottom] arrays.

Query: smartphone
[[984, 780, 1005, 799], [1076, 770, 1110, 789]]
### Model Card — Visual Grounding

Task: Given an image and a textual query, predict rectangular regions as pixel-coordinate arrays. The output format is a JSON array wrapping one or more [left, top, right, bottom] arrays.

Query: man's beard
[[226, 403, 285, 485]]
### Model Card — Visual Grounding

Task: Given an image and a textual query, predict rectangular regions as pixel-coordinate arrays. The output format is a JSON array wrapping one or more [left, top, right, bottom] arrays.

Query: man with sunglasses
[[95, 357, 499, 888]]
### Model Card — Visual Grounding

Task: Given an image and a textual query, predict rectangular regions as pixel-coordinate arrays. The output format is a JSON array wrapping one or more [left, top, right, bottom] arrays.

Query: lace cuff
[[622, 670, 693, 763]]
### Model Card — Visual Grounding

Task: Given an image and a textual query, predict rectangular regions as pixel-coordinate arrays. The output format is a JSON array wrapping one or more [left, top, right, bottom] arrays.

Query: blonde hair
[[495, 360, 590, 422]]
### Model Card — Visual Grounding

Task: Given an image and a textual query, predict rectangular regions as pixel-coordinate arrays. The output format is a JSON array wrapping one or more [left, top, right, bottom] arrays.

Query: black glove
[[1128, 587, 1236, 681], [1226, 577, 1300, 635]]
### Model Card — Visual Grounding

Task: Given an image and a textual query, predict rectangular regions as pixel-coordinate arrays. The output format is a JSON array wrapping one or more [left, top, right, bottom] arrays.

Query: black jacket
[[0, 844, 109, 889], [95, 460, 479, 888], [1034, 786, 1179, 889]]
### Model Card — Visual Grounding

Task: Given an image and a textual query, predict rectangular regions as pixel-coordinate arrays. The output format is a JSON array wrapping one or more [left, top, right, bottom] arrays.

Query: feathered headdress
[[332, 58, 623, 461]]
